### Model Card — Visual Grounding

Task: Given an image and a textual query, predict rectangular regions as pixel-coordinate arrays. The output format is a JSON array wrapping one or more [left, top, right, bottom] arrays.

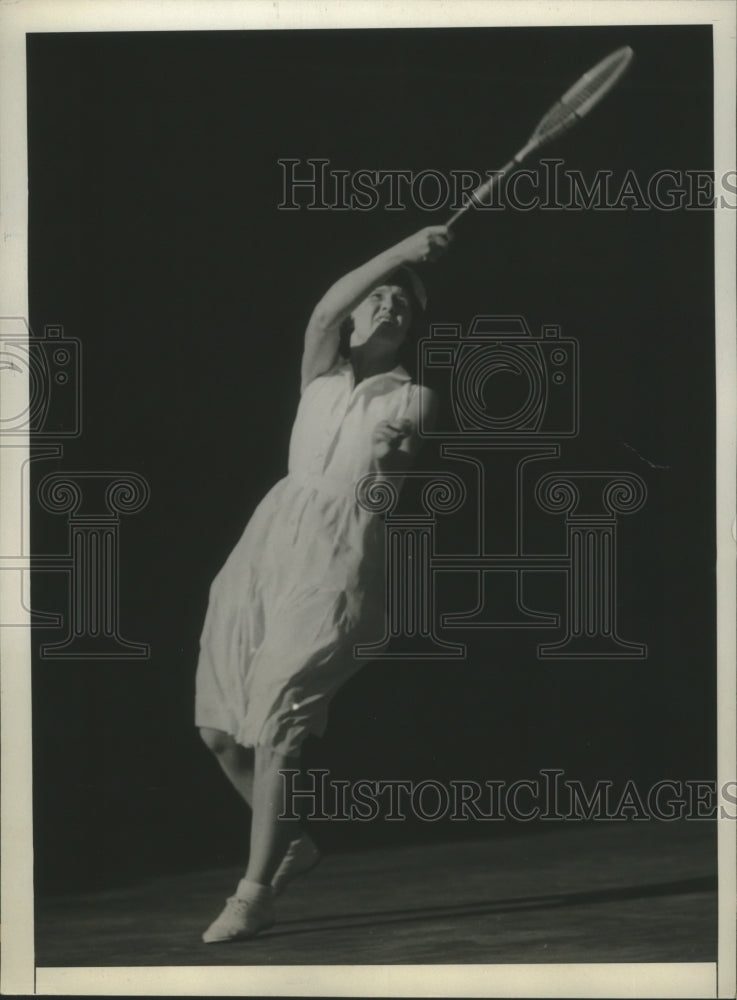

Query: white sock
[[235, 878, 273, 902]]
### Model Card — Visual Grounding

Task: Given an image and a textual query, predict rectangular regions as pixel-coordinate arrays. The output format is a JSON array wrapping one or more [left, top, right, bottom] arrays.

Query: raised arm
[[300, 226, 450, 393]]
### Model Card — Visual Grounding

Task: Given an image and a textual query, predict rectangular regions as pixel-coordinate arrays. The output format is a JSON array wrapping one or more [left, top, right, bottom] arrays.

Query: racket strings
[[564, 62, 626, 107], [533, 100, 581, 142], [530, 47, 633, 148]]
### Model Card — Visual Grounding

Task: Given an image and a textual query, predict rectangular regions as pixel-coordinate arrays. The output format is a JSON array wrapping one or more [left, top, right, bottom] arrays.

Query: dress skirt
[[195, 359, 417, 757]]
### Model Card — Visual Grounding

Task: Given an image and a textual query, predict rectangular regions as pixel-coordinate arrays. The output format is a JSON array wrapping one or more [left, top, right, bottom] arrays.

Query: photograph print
[[3, 3, 733, 994]]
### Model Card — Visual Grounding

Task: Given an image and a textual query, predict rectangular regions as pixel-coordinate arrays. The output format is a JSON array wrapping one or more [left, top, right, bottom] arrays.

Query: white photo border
[[1, 1, 734, 997]]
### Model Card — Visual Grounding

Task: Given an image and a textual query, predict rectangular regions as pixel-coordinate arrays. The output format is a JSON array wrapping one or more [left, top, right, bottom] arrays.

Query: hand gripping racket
[[446, 45, 634, 227]]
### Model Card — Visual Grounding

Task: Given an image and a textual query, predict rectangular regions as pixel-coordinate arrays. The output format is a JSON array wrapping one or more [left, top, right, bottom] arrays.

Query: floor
[[35, 819, 716, 967]]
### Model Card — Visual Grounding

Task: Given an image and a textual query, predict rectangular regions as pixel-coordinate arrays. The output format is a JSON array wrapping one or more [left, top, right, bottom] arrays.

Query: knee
[[199, 726, 236, 756]]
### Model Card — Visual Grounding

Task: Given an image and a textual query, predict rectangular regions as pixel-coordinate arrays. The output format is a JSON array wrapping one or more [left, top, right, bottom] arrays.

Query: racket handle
[[446, 144, 535, 228]]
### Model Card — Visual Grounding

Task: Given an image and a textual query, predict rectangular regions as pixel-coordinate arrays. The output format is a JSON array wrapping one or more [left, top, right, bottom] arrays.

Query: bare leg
[[200, 727, 315, 894], [244, 744, 301, 886], [199, 726, 254, 808], [199, 734, 317, 942]]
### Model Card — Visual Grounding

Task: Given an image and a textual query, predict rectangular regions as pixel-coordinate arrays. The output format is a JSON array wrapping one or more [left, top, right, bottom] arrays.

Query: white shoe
[[202, 886, 275, 944], [271, 834, 322, 896]]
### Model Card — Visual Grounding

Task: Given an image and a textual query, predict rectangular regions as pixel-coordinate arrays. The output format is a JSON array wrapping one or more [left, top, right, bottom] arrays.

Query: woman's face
[[349, 283, 413, 354]]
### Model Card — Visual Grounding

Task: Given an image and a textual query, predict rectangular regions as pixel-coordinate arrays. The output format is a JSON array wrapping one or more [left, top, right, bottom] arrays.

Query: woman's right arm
[[300, 226, 450, 393]]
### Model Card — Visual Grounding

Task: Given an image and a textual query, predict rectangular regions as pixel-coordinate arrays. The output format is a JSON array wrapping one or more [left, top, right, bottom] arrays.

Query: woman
[[196, 224, 452, 943]]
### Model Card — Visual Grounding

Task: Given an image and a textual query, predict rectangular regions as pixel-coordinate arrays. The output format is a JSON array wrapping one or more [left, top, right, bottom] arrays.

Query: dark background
[[27, 26, 715, 892]]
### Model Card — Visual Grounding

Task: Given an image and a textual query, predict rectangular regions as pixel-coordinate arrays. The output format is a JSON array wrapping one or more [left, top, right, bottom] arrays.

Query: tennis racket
[[446, 45, 634, 227]]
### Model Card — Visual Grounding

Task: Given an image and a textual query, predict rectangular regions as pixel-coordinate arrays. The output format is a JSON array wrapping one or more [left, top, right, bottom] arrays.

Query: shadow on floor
[[266, 874, 717, 938]]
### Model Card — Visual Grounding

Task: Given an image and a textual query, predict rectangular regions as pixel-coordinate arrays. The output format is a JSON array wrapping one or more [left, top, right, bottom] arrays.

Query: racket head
[[446, 45, 634, 227], [528, 46, 634, 151]]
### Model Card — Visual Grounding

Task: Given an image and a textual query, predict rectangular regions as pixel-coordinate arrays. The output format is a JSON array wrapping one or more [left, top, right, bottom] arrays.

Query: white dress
[[195, 358, 421, 756]]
